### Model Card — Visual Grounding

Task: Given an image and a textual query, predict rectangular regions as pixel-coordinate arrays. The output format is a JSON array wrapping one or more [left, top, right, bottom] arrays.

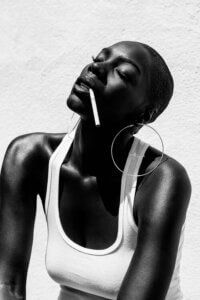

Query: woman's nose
[[88, 62, 107, 85]]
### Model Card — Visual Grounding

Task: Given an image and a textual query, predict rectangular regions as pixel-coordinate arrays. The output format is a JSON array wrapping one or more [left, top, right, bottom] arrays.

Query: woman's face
[[67, 41, 152, 127]]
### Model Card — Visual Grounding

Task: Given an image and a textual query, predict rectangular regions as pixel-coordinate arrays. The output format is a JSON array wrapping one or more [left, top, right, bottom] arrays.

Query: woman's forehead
[[103, 41, 152, 69]]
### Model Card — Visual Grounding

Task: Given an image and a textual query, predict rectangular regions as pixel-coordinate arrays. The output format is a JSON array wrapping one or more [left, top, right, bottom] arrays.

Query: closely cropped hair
[[142, 43, 174, 118]]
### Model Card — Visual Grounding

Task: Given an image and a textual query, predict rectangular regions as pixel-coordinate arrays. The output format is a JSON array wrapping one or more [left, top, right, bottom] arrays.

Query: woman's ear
[[132, 105, 160, 133], [142, 105, 160, 124]]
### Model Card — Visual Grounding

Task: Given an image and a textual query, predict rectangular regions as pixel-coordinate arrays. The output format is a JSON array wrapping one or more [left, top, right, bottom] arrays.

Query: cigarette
[[89, 88, 100, 126]]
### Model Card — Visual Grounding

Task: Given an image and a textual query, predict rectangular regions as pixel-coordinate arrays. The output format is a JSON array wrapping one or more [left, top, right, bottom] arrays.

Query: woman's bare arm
[[0, 135, 43, 300], [117, 158, 191, 300]]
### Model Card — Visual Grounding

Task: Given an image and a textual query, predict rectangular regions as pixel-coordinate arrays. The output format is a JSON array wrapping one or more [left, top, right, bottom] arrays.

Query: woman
[[0, 41, 191, 300]]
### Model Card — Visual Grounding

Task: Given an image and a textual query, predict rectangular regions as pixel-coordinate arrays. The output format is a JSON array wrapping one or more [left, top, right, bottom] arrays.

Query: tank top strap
[[123, 137, 149, 232], [126, 136, 149, 187], [44, 131, 75, 213]]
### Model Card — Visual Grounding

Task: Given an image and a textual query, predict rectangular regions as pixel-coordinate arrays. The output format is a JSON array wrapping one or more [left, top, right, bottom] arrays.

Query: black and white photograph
[[0, 1, 199, 299]]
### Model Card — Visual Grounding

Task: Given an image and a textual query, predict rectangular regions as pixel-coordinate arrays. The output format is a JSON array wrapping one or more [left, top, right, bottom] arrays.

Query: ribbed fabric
[[44, 133, 185, 300]]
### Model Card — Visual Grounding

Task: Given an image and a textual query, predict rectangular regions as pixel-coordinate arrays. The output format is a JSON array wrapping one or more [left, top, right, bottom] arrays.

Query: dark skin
[[0, 42, 191, 300]]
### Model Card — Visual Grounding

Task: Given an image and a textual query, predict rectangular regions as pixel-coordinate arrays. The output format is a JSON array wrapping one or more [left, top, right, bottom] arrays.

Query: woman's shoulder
[[134, 150, 192, 241], [153, 154, 192, 198], [1, 132, 66, 180], [136, 145, 191, 216], [144, 144, 191, 185], [137, 146, 192, 222], [5, 132, 65, 160]]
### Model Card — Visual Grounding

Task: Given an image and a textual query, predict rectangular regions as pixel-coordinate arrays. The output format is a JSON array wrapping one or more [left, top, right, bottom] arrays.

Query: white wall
[[0, 1, 199, 299]]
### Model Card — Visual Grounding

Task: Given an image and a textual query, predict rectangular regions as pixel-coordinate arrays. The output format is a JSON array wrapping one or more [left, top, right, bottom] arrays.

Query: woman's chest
[[58, 166, 124, 250]]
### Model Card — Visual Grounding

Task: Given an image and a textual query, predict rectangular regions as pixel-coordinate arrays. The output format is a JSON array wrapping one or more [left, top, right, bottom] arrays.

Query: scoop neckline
[[55, 135, 139, 256]]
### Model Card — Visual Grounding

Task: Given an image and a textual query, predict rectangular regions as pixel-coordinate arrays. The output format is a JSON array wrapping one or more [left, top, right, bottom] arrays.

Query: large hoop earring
[[110, 123, 165, 177]]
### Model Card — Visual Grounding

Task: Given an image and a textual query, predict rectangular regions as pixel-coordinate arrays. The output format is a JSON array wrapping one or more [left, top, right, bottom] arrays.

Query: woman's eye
[[116, 69, 128, 81]]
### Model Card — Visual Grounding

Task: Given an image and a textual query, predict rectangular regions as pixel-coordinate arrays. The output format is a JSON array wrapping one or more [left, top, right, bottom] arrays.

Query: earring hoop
[[111, 123, 165, 177]]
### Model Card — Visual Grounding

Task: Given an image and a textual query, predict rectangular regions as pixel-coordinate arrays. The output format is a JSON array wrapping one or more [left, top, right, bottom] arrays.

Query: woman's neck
[[69, 119, 134, 176]]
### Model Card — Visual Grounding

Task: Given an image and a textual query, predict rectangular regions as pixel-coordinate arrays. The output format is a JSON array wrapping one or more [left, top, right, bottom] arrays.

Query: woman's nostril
[[88, 63, 107, 85]]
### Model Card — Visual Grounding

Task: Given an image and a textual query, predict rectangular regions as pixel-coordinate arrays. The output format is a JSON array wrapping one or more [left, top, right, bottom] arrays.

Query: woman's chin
[[66, 93, 88, 120]]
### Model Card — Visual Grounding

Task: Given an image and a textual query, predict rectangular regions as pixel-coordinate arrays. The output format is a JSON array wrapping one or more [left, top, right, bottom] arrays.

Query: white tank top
[[44, 133, 185, 300]]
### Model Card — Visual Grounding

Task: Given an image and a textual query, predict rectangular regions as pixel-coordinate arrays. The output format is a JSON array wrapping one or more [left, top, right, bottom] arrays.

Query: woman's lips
[[72, 71, 105, 102], [74, 82, 89, 93], [76, 71, 106, 91], [79, 82, 90, 90], [73, 77, 93, 96]]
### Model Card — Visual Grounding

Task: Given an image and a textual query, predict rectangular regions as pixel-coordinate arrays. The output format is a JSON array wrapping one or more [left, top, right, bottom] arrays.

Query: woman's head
[[67, 41, 173, 129]]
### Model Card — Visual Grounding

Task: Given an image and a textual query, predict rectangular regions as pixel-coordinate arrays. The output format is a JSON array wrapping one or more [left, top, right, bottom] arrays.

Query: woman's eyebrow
[[98, 48, 141, 74]]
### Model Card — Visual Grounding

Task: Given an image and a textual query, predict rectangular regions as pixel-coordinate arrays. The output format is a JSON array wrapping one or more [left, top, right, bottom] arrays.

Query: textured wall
[[0, 1, 199, 299]]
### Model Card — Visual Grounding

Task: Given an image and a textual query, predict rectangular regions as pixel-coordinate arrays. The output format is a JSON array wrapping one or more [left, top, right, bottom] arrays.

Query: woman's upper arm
[[0, 135, 42, 299], [117, 158, 191, 300]]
